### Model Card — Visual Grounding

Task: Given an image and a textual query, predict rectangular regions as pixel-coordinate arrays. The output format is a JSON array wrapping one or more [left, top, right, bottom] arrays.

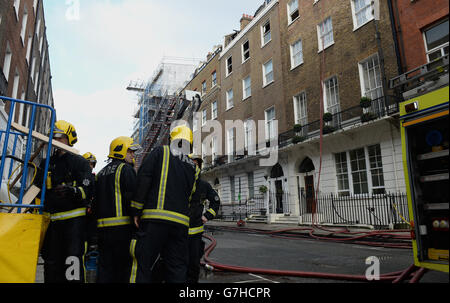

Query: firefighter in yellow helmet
[[82, 152, 98, 255], [94, 136, 140, 283], [83, 152, 97, 171], [129, 125, 201, 283], [35, 120, 94, 283]]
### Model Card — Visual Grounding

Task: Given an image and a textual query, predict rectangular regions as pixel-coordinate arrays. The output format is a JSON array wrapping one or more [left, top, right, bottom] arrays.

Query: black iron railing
[[299, 192, 409, 228], [279, 95, 399, 148]]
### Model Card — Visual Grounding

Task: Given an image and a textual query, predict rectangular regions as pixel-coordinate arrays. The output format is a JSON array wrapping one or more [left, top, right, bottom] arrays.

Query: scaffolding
[[127, 57, 200, 167]]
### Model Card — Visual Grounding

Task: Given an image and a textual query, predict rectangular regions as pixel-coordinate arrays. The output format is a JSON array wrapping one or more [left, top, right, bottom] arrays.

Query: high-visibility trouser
[[187, 226, 205, 284], [40, 213, 88, 283], [129, 220, 189, 283]]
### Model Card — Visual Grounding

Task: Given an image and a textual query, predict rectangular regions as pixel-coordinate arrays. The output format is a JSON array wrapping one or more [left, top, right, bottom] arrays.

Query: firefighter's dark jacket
[[130, 145, 201, 228], [189, 179, 220, 236], [36, 152, 94, 217], [94, 159, 137, 228]]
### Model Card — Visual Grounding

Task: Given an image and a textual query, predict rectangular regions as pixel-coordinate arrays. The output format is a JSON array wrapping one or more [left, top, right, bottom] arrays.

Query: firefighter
[[94, 137, 140, 283], [36, 120, 94, 283], [129, 125, 201, 283], [83, 152, 97, 171], [82, 152, 98, 253], [187, 156, 221, 284]]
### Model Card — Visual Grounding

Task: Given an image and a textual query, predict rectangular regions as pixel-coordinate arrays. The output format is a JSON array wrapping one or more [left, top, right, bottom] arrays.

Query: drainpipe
[[387, 0, 404, 75]]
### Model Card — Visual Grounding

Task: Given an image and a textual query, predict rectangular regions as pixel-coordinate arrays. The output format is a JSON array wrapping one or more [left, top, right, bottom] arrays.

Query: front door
[[275, 180, 283, 214], [304, 175, 315, 213]]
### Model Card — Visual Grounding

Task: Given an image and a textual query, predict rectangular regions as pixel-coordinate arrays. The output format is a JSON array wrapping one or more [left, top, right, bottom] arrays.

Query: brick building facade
[[390, 0, 448, 72], [0, 0, 54, 131], [176, 0, 446, 225]]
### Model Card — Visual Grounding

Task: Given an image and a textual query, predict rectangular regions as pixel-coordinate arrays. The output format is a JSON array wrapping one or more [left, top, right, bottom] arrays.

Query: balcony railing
[[279, 95, 399, 148], [201, 96, 399, 172]]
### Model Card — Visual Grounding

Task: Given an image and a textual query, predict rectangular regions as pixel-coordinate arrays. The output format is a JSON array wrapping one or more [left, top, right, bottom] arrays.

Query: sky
[[43, 0, 264, 172]]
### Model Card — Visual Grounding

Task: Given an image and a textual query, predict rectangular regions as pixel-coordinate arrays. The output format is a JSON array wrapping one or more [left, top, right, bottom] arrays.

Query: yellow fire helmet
[[170, 125, 193, 145], [53, 120, 78, 147], [109, 136, 141, 160], [83, 152, 97, 164]]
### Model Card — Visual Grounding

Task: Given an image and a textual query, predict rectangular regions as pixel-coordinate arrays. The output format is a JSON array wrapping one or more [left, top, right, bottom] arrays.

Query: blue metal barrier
[[0, 96, 56, 213]]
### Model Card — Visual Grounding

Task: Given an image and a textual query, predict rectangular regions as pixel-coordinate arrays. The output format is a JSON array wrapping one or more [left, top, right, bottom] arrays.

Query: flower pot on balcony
[[360, 96, 372, 109], [293, 124, 302, 134], [323, 112, 333, 123], [259, 185, 268, 194]]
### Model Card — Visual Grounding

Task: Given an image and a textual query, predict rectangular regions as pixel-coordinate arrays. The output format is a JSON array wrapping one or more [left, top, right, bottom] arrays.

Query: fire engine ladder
[[0, 96, 56, 283]]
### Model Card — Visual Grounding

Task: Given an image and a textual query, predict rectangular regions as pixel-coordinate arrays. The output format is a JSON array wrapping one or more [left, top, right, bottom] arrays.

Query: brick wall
[[279, 0, 399, 130], [392, 0, 449, 72]]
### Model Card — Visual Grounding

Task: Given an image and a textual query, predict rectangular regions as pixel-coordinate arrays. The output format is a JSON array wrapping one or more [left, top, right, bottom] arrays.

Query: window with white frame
[[263, 59, 274, 86], [201, 81, 207, 94], [350, 148, 368, 195], [335, 152, 350, 196], [265, 107, 276, 141], [193, 114, 199, 132], [351, 0, 374, 29], [243, 76, 251, 99], [227, 128, 235, 162], [26, 34, 32, 63], [244, 119, 254, 153], [334, 144, 385, 195], [359, 54, 383, 101], [262, 20, 271, 46], [212, 101, 218, 119], [423, 19, 449, 62], [293, 91, 307, 127], [202, 141, 207, 162], [226, 56, 233, 76], [11, 69, 20, 99], [20, 7, 28, 44], [323, 76, 341, 124], [242, 40, 250, 62], [287, 0, 299, 24], [367, 144, 385, 194], [226, 89, 234, 110], [290, 38, 303, 69], [2, 42, 12, 81], [317, 17, 334, 51], [212, 71, 217, 87], [359, 54, 384, 114], [13, 0, 20, 20], [212, 136, 218, 164], [202, 108, 207, 126]]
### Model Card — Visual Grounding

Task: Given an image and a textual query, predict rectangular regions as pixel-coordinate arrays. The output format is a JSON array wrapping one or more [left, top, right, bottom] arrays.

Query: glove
[[52, 185, 80, 199]]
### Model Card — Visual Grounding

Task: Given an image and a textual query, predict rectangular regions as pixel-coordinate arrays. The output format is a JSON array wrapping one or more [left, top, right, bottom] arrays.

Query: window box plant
[[323, 112, 333, 123], [360, 96, 372, 109]]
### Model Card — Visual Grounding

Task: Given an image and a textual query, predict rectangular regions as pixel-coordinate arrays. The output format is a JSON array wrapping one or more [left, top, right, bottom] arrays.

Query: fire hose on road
[[201, 226, 426, 283]]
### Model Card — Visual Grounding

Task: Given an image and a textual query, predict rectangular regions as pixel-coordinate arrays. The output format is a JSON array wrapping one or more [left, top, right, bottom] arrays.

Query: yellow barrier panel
[[0, 213, 50, 283]]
